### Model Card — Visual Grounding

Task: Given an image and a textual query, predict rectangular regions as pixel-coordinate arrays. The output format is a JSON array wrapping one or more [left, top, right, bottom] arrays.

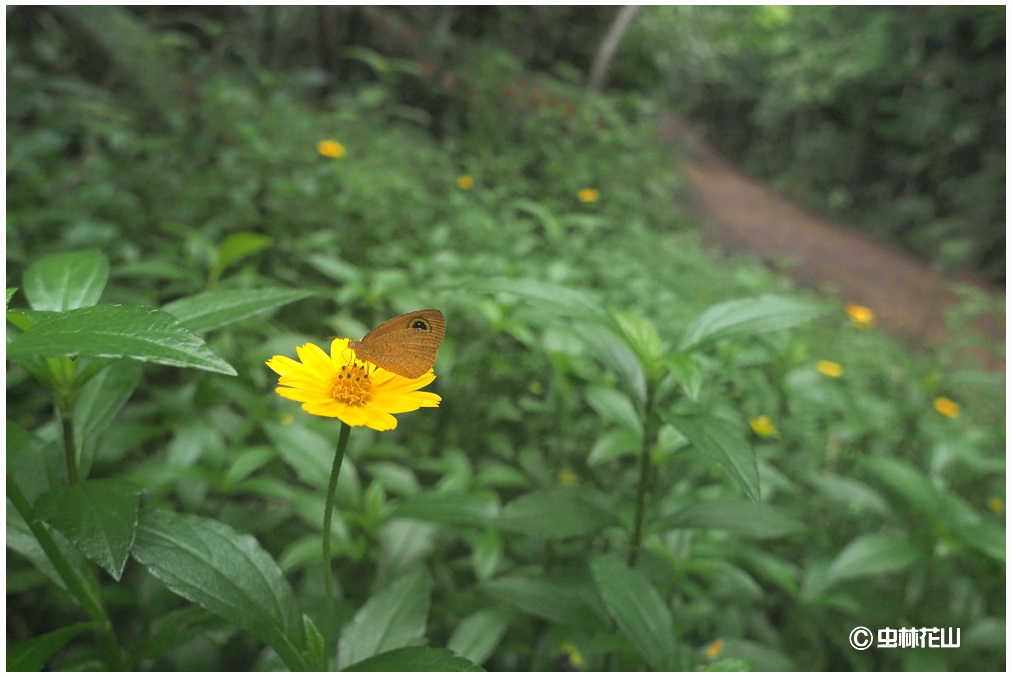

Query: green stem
[[60, 408, 80, 485], [628, 387, 657, 568], [322, 421, 351, 665], [7, 475, 124, 669]]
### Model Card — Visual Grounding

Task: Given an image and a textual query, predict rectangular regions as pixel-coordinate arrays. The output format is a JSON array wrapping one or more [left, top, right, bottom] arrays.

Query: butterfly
[[347, 309, 445, 378]]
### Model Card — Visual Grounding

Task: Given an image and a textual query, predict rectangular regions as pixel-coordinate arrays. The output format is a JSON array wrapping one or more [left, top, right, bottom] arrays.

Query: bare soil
[[661, 115, 1005, 372]]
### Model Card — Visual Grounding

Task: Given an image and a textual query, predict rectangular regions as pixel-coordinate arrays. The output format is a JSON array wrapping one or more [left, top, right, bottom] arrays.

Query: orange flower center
[[329, 363, 373, 405]]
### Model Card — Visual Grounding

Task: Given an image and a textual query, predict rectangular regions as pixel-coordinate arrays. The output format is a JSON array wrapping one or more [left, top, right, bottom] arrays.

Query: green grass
[[7, 56, 1004, 672]]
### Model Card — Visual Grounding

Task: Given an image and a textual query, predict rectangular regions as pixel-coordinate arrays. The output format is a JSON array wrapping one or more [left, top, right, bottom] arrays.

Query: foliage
[[7, 7, 1004, 672], [622, 5, 1005, 282]]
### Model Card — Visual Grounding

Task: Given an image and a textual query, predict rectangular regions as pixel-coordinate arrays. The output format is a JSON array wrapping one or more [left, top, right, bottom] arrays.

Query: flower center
[[329, 363, 373, 405]]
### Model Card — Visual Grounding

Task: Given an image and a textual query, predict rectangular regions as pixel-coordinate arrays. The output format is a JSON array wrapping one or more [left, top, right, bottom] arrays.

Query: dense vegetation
[[7, 7, 1004, 672]]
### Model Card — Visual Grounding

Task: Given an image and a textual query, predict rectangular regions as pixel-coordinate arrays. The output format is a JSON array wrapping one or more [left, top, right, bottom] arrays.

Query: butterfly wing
[[351, 310, 445, 378]]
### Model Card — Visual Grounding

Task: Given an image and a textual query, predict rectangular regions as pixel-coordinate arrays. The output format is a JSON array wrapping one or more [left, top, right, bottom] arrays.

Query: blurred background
[[6, 6, 1005, 672]]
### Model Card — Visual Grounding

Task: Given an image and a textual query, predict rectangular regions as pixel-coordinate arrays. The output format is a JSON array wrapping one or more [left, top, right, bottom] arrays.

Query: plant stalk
[[7, 475, 124, 669], [322, 421, 351, 664], [628, 386, 657, 568]]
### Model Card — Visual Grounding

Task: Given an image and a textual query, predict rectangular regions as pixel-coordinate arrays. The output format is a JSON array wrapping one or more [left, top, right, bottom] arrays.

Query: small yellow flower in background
[[266, 338, 440, 431], [280, 413, 295, 425], [987, 497, 1004, 514], [933, 396, 960, 418], [705, 638, 724, 659], [559, 642, 584, 669], [558, 470, 578, 485], [817, 360, 843, 378], [749, 415, 777, 437], [317, 139, 346, 158], [528, 380, 544, 395], [456, 175, 474, 190], [577, 187, 600, 203], [845, 303, 876, 330]]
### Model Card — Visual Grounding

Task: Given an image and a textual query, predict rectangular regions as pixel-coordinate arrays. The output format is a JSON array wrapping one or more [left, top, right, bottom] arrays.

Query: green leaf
[[662, 353, 705, 402], [132, 509, 306, 671], [6, 500, 97, 594], [6, 287, 16, 308], [6, 621, 96, 671], [573, 322, 647, 407], [6, 305, 237, 375], [302, 614, 327, 671], [337, 569, 432, 669], [447, 608, 511, 665], [668, 413, 760, 502], [73, 360, 143, 458], [22, 249, 109, 312], [389, 492, 499, 527], [497, 487, 621, 538], [35, 479, 141, 581], [653, 498, 804, 539], [679, 295, 827, 351], [825, 534, 923, 585], [464, 277, 618, 332], [163, 288, 315, 333], [585, 385, 643, 436], [263, 422, 359, 502], [344, 646, 484, 672], [214, 232, 272, 274], [591, 554, 679, 670], [480, 576, 595, 626]]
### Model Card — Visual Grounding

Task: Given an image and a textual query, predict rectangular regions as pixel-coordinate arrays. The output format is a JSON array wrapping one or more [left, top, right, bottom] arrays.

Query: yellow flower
[[558, 470, 578, 485], [817, 360, 843, 378], [933, 396, 960, 418], [749, 415, 777, 437], [845, 303, 875, 330], [456, 175, 474, 190], [705, 638, 724, 659], [577, 187, 600, 203], [317, 139, 346, 158], [559, 642, 584, 669], [266, 338, 440, 431], [987, 497, 1004, 514]]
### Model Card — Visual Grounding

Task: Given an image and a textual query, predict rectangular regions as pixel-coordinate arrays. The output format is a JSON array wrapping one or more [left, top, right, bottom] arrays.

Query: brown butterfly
[[347, 309, 445, 378]]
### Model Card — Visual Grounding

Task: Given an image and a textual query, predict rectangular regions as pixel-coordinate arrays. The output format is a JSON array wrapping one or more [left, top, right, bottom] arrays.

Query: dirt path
[[661, 116, 1004, 371]]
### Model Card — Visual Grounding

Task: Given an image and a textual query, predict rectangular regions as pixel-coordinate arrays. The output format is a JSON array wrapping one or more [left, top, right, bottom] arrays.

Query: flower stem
[[322, 421, 351, 664]]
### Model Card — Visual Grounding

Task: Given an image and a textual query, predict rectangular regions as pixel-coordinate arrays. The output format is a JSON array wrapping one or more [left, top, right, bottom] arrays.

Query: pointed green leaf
[[447, 608, 511, 665], [591, 554, 679, 670], [389, 492, 499, 527], [825, 534, 923, 585], [585, 385, 643, 436], [215, 232, 272, 273], [132, 509, 306, 671], [653, 498, 804, 539], [337, 569, 432, 669], [73, 360, 143, 457], [344, 646, 484, 671], [6, 305, 237, 375], [464, 278, 618, 331], [7, 621, 96, 671], [163, 288, 315, 333], [573, 323, 647, 407], [23, 249, 109, 312], [479, 576, 595, 626], [498, 487, 621, 538], [35, 479, 141, 581], [680, 295, 827, 351], [668, 413, 760, 502]]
